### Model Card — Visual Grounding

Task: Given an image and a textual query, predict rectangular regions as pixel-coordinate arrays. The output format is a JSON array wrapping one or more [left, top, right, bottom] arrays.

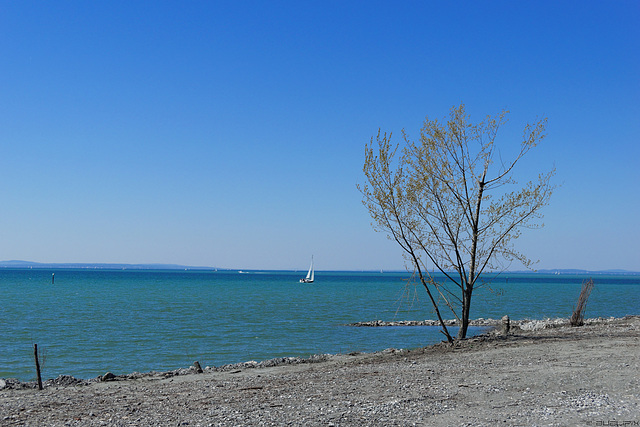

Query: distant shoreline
[[1, 261, 638, 274]]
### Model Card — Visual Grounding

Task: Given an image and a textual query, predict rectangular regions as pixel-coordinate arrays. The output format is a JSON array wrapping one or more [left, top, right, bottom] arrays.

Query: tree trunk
[[457, 286, 473, 339], [461, 176, 484, 340]]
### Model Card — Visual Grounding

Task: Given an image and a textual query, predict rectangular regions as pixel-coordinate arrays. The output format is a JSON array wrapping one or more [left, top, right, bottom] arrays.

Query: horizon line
[[0, 260, 638, 275]]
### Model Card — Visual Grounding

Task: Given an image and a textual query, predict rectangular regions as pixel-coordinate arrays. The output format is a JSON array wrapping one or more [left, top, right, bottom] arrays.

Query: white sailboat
[[299, 256, 314, 283]]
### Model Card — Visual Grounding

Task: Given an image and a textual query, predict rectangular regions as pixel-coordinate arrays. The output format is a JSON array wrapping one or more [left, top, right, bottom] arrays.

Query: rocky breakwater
[[349, 316, 629, 330], [349, 318, 503, 327]]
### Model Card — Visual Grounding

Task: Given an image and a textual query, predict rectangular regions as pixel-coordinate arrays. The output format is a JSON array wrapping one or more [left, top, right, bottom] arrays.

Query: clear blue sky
[[1, 1, 638, 271]]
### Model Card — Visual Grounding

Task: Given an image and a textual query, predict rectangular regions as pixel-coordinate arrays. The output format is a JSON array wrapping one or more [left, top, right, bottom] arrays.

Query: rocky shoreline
[[2, 316, 617, 391], [349, 316, 616, 329], [0, 353, 333, 392], [1, 316, 638, 426]]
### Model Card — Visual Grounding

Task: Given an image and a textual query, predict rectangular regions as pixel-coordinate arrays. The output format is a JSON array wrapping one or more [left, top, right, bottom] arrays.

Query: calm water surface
[[1, 269, 638, 381]]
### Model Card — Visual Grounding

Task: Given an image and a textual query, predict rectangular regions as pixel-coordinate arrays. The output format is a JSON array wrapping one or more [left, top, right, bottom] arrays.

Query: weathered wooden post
[[501, 315, 510, 336], [34, 344, 43, 390]]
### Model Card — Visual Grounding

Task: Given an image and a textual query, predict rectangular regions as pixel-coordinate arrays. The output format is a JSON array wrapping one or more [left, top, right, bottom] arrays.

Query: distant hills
[[536, 269, 638, 275], [0, 260, 217, 270], [0, 260, 637, 274]]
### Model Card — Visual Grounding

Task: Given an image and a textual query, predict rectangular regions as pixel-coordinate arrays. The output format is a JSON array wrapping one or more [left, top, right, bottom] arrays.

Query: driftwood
[[570, 279, 595, 326]]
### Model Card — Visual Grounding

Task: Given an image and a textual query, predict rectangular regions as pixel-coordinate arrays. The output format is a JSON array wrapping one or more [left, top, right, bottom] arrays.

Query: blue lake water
[[1, 269, 638, 381]]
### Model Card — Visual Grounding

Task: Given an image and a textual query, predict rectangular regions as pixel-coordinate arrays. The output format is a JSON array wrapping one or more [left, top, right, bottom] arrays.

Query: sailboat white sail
[[299, 256, 314, 283]]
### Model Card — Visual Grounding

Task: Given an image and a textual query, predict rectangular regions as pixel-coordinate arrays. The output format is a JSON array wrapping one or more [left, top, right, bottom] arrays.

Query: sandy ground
[[1, 316, 638, 426]]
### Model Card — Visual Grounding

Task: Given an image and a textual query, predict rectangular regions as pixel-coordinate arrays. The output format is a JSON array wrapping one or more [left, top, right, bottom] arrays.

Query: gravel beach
[[1, 316, 638, 426]]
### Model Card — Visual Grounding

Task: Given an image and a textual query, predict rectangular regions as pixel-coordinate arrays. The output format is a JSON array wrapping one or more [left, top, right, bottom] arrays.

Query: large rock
[[102, 372, 116, 381]]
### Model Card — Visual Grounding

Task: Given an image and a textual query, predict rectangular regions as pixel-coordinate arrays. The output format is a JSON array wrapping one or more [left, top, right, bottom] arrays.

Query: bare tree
[[360, 104, 555, 342]]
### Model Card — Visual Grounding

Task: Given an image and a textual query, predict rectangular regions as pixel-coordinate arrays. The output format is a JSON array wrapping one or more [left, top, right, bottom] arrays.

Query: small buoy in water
[[52, 273, 55, 284]]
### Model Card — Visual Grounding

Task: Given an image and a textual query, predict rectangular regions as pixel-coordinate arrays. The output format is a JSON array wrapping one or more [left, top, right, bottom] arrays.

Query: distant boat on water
[[299, 256, 314, 283]]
